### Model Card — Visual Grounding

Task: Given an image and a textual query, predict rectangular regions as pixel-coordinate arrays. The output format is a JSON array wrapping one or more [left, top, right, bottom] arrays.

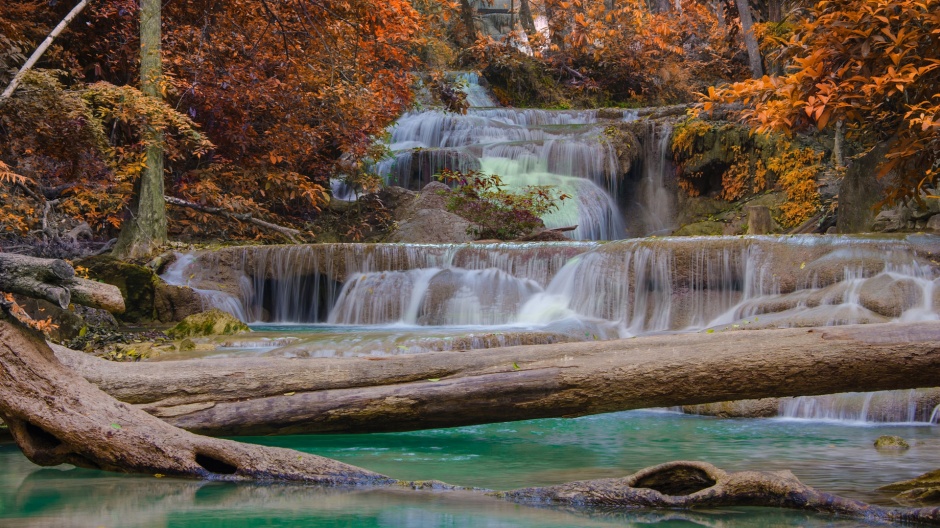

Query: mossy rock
[[873, 435, 910, 450], [167, 309, 250, 339], [78, 256, 158, 323], [673, 221, 725, 236]]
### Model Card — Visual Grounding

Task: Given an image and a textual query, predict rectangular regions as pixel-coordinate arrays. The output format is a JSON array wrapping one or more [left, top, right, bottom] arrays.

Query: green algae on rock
[[167, 309, 250, 339]]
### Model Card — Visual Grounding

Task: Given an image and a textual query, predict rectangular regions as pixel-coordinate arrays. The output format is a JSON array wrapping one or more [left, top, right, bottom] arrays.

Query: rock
[[389, 208, 475, 243], [873, 435, 910, 450], [13, 296, 118, 342], [154, 282, 204, 322], [871, 208, 906, 232], [927, 214, 940, 232], [880, 468, 940, 505], [857, 275, 923, 318], [179, 338, 196, 351], [672, 221, 725, 236], [166, 309, 251, 339], [682, 398, 781, 418], [77, 256, 157, 323]]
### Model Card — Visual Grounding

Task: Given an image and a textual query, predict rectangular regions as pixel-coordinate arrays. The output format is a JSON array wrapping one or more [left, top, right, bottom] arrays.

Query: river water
[[2, 410, 938, 527]]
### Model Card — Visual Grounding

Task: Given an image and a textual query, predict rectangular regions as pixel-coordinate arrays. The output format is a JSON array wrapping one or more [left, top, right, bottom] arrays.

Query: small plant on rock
[[437, 169, 569, 240]]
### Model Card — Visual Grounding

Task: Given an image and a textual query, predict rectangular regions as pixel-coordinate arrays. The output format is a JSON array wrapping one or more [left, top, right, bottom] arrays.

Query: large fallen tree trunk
[[54, 321, 940, 436], [0, 309, 388, 483]]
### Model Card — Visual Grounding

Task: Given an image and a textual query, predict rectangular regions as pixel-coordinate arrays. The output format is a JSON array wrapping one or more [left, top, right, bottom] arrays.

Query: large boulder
[[388, 182, 475, 243]]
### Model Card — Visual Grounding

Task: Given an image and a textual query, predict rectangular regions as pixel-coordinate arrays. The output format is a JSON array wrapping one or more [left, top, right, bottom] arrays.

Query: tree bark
[[0, 312, 391, 483], [459, 0, 478, 47], [0, 0, 90, 101], [0, 253, 125, 312], [113, 0, 167, 259], [52, 322, 940, 436], [518, 0, 537, 36], [735, 0, 764, 78]]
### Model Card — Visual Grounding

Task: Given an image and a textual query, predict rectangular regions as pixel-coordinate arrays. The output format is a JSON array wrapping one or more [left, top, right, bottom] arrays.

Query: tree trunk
[[735, 0, 764, 78], [519, 0, 537, 35], [113, 0, 167, 259], [458, 0, 478, 47], [0, 253, 125, 313], [0, 312, 390, 483], [52, 322, 940, 436]]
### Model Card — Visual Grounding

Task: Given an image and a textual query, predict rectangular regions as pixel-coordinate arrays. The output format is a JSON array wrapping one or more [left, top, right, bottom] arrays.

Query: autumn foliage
[[700, 0, 940, 204], [0, 0, 452, 244]]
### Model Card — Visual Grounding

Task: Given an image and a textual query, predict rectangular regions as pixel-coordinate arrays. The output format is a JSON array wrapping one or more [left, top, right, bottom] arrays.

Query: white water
[[778, 389, 940, 424], [373, 74, 648, 241]]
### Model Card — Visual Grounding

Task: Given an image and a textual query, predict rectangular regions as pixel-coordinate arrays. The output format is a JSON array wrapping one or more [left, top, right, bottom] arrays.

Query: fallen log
[[53, 321, 940, 436], [0, 253, 125, 313], [0, 310, 388, 483], [164, 195, 304, 243]]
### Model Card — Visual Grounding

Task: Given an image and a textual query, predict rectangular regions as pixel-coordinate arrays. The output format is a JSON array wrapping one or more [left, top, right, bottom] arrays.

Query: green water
[[1, 411, 937, 527]]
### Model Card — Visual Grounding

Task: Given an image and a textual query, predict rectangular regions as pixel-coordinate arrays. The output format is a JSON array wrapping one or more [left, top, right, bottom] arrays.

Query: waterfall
[[778, 389, 940, 424], [373, 72, 634, 241], [164, 236, 940, 335], [629, 121, 677, 237]]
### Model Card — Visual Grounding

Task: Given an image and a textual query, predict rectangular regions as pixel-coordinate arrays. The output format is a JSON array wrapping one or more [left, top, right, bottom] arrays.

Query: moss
[[167, 309, 250, 339], [77, 256, 158, 323], [873, 435, 910, 450]]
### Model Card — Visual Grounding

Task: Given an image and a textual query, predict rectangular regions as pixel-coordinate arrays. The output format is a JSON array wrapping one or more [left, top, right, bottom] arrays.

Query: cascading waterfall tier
[[371, 73, 638, 241], [165, 235, 940, 333]]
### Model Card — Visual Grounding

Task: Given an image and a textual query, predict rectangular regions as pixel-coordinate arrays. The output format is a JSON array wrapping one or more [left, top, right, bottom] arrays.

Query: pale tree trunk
[[736, 0, 764, 78], [51, 322, 940, 436], [113, 0, 167, 259], [0, 0, 90, 101]]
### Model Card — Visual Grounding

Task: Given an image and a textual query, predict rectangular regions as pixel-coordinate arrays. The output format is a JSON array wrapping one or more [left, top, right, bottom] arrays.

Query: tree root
[[499, 461, 940, 524]]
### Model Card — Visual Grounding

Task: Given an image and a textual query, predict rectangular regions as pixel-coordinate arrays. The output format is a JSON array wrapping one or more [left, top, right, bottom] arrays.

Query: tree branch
[[164, 195, 303, 243], [0, 0, 91, 101]]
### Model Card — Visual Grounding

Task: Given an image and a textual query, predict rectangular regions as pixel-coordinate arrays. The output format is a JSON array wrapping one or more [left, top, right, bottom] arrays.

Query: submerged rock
[[880, 468, 940, 506], [874, 435, 910, 450], [167, 309, 250, 339]]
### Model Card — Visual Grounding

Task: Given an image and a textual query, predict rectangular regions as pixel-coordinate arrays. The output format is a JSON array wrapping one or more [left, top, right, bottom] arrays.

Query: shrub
[[436, 169, 568, 240]]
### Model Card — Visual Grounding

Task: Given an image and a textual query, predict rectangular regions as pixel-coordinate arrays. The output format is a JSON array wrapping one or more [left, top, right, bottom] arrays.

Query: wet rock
[[389, 208, 474, 244], [682, 398, 780, 418], [672, 221, 724, 236], [78, 256, 157, 323], [874, 435, 910, 450], [857, 275, 923, 318], [154, 282, 204, 322], [880, 469, 940, 505], [167, 309, 251, 339]]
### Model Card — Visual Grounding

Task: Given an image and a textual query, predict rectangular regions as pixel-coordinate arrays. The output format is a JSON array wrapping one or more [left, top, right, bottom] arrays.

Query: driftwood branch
[[500, 460, 940, 524], [0, 0, 91, 101], [52, 322, 940, 436], [164, 195, 303, 243], [0, 253, 124, 313]]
